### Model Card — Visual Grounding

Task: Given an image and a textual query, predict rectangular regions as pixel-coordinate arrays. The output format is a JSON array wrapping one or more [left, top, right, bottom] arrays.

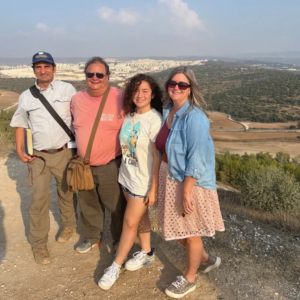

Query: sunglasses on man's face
[[86, 72, 106, 79], [168, 80, 191, 91]]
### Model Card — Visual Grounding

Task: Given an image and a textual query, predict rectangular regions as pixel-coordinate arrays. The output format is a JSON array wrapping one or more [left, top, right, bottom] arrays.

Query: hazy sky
[[0, 0, 299, 58]]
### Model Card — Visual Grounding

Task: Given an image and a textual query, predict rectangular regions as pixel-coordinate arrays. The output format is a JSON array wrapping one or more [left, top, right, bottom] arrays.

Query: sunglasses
[[86, 72, 106, 79], [167, 80, 191, 91]]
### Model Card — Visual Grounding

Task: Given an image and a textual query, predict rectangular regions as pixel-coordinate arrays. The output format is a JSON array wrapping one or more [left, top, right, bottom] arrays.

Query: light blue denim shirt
[[163, 100, 217, 190]]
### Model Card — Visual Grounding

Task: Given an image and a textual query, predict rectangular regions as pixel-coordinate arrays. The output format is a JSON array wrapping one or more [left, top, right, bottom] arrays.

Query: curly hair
[[123, 74, 163, 116]]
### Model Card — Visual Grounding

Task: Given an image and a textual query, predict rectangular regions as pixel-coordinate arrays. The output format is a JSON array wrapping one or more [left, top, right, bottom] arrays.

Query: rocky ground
[[0, 153, 299, 300]]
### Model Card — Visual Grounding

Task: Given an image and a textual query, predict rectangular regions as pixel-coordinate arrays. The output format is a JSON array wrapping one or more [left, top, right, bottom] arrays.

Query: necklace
[[166, 114, 174, 130], [167, 108, 178, 124], [167, 115, 174, 123]]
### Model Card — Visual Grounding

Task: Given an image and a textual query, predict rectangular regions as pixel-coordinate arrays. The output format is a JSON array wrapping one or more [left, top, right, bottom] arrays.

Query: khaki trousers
[[28, 147, 76, 247], [78, 157, 127, 245]]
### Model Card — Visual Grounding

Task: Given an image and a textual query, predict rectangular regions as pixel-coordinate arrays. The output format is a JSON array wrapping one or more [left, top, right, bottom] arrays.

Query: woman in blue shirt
[[155, 66, 225, 298]]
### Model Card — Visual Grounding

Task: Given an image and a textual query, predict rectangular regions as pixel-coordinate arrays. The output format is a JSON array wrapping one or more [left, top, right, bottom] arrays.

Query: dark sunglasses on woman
[[167, 80, 191, 91], [86, 72, 106, 79]]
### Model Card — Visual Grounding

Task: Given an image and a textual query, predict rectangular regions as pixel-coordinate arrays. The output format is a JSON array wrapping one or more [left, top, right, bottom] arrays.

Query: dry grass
[[218, 189, 300, 233], [211, 131, 300, 141], [214, 141, 300, 158], [245, 121, 298, 129]]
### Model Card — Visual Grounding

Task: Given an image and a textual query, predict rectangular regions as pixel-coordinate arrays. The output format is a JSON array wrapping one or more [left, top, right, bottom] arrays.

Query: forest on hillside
[[149, 62, 300, 122], [1, 61, 300, 122]]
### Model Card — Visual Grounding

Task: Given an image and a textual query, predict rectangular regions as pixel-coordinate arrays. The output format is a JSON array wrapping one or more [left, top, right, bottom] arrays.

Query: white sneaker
[[98, 263, 120, 290], [125, 249, 155, 271]]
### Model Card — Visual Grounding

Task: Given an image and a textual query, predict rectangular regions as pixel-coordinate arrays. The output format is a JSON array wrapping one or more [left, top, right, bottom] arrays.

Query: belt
[[162, 152, 168, 163], [91, 154, 122, 167], [111, 154, 122, 162], [39, 143, 67, 154]]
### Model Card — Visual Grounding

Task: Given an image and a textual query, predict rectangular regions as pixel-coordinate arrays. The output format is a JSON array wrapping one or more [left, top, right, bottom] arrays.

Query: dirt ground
[[244, 121, 298, 130], [208, 112, 244, 130], [211, 131, 300, 141], [0, 153, 300, 300], [0, 90, 19, 111], [214, 141, 300, 158]]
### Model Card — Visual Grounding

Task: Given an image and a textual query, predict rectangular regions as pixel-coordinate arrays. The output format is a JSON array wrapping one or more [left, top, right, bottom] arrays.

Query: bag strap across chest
[[29, 85, 75, 141], [84, 87, 110, 164]]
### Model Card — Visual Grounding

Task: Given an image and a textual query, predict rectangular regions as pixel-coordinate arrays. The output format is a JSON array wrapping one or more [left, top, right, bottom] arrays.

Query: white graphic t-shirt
[[118, 109, 162, 196]]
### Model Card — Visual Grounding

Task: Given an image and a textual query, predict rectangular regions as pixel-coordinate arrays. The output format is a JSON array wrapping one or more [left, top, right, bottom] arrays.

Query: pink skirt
[[158, 162, 225, 240]]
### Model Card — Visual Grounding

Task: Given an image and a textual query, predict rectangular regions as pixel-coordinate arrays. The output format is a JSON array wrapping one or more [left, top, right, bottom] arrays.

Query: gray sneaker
[[199, 254, 221, 273], [165, 276, 196, 298], [75, 240, 101, 254]]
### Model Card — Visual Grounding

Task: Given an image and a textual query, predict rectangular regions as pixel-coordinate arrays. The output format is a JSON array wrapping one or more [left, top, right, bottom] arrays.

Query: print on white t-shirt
[[118, 109, 162, 195], [120, 120, 141, 167]]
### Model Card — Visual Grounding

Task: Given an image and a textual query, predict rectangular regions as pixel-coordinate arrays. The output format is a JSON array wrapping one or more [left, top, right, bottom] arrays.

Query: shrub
[[275, 152, 290, 164], [240, 167, 300, 212]]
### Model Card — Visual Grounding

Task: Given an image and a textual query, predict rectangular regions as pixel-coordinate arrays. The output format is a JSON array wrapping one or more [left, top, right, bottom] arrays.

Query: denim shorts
[[120, 184, 146, 198]]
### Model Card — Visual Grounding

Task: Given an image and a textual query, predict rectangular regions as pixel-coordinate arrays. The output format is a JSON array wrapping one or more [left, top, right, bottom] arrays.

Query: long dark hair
[[123, 74, 163, 116]]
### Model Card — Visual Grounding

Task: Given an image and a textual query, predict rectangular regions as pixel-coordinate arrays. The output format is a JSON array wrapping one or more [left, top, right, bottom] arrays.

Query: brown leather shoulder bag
[[67, 87, 110, 192]]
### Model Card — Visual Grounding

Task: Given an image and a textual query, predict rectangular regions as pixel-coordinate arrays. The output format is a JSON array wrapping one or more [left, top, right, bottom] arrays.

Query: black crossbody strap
[[29, 85, 75, 141]]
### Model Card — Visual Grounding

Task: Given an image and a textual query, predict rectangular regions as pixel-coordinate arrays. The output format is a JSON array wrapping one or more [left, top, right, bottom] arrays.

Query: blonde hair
[[164, 66, 207, 112]]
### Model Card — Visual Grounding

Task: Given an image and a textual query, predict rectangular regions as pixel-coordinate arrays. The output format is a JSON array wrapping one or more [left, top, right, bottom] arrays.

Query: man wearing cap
[[10, 51, 77, 265]]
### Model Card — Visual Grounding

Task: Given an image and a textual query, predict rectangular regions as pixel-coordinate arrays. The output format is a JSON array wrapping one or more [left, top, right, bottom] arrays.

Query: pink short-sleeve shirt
[[71, 87, 124, 166]]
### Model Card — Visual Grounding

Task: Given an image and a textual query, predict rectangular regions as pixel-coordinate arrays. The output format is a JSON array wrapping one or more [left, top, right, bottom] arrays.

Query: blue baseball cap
[[32, 51, 55, 65]]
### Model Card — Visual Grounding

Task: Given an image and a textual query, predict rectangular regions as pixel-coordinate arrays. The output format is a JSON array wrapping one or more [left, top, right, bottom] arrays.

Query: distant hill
[[1, 51, 300, 66], [0, 57, 90, 66], [233, 51, 300, 58], [1, 60, 300, 123], [0, 56, 227, 66], [0, 78, 120, 95], [149, 61, 300, 122], [229, 51, 300, 66]]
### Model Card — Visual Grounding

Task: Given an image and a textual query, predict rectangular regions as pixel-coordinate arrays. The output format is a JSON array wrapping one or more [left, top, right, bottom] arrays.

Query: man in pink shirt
[[71, 57, 126, 253]]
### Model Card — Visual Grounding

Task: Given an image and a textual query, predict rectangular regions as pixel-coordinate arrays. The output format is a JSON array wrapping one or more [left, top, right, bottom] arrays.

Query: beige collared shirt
[[10, 80, 76, 151]]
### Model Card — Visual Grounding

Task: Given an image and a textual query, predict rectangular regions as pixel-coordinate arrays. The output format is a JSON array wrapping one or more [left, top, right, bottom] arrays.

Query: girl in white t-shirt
[[98, 74, 163, 290]]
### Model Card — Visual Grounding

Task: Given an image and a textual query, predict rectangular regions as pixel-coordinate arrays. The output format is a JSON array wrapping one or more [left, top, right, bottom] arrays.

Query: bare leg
[[114, 194, 148, 266], [201, 248, 209, 263], [139, 232, 151, 253], [138, 209, 151, 253], [177, 239, 186, 247], [184, 236, 204, 282], [177, 238, 209, 264]]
